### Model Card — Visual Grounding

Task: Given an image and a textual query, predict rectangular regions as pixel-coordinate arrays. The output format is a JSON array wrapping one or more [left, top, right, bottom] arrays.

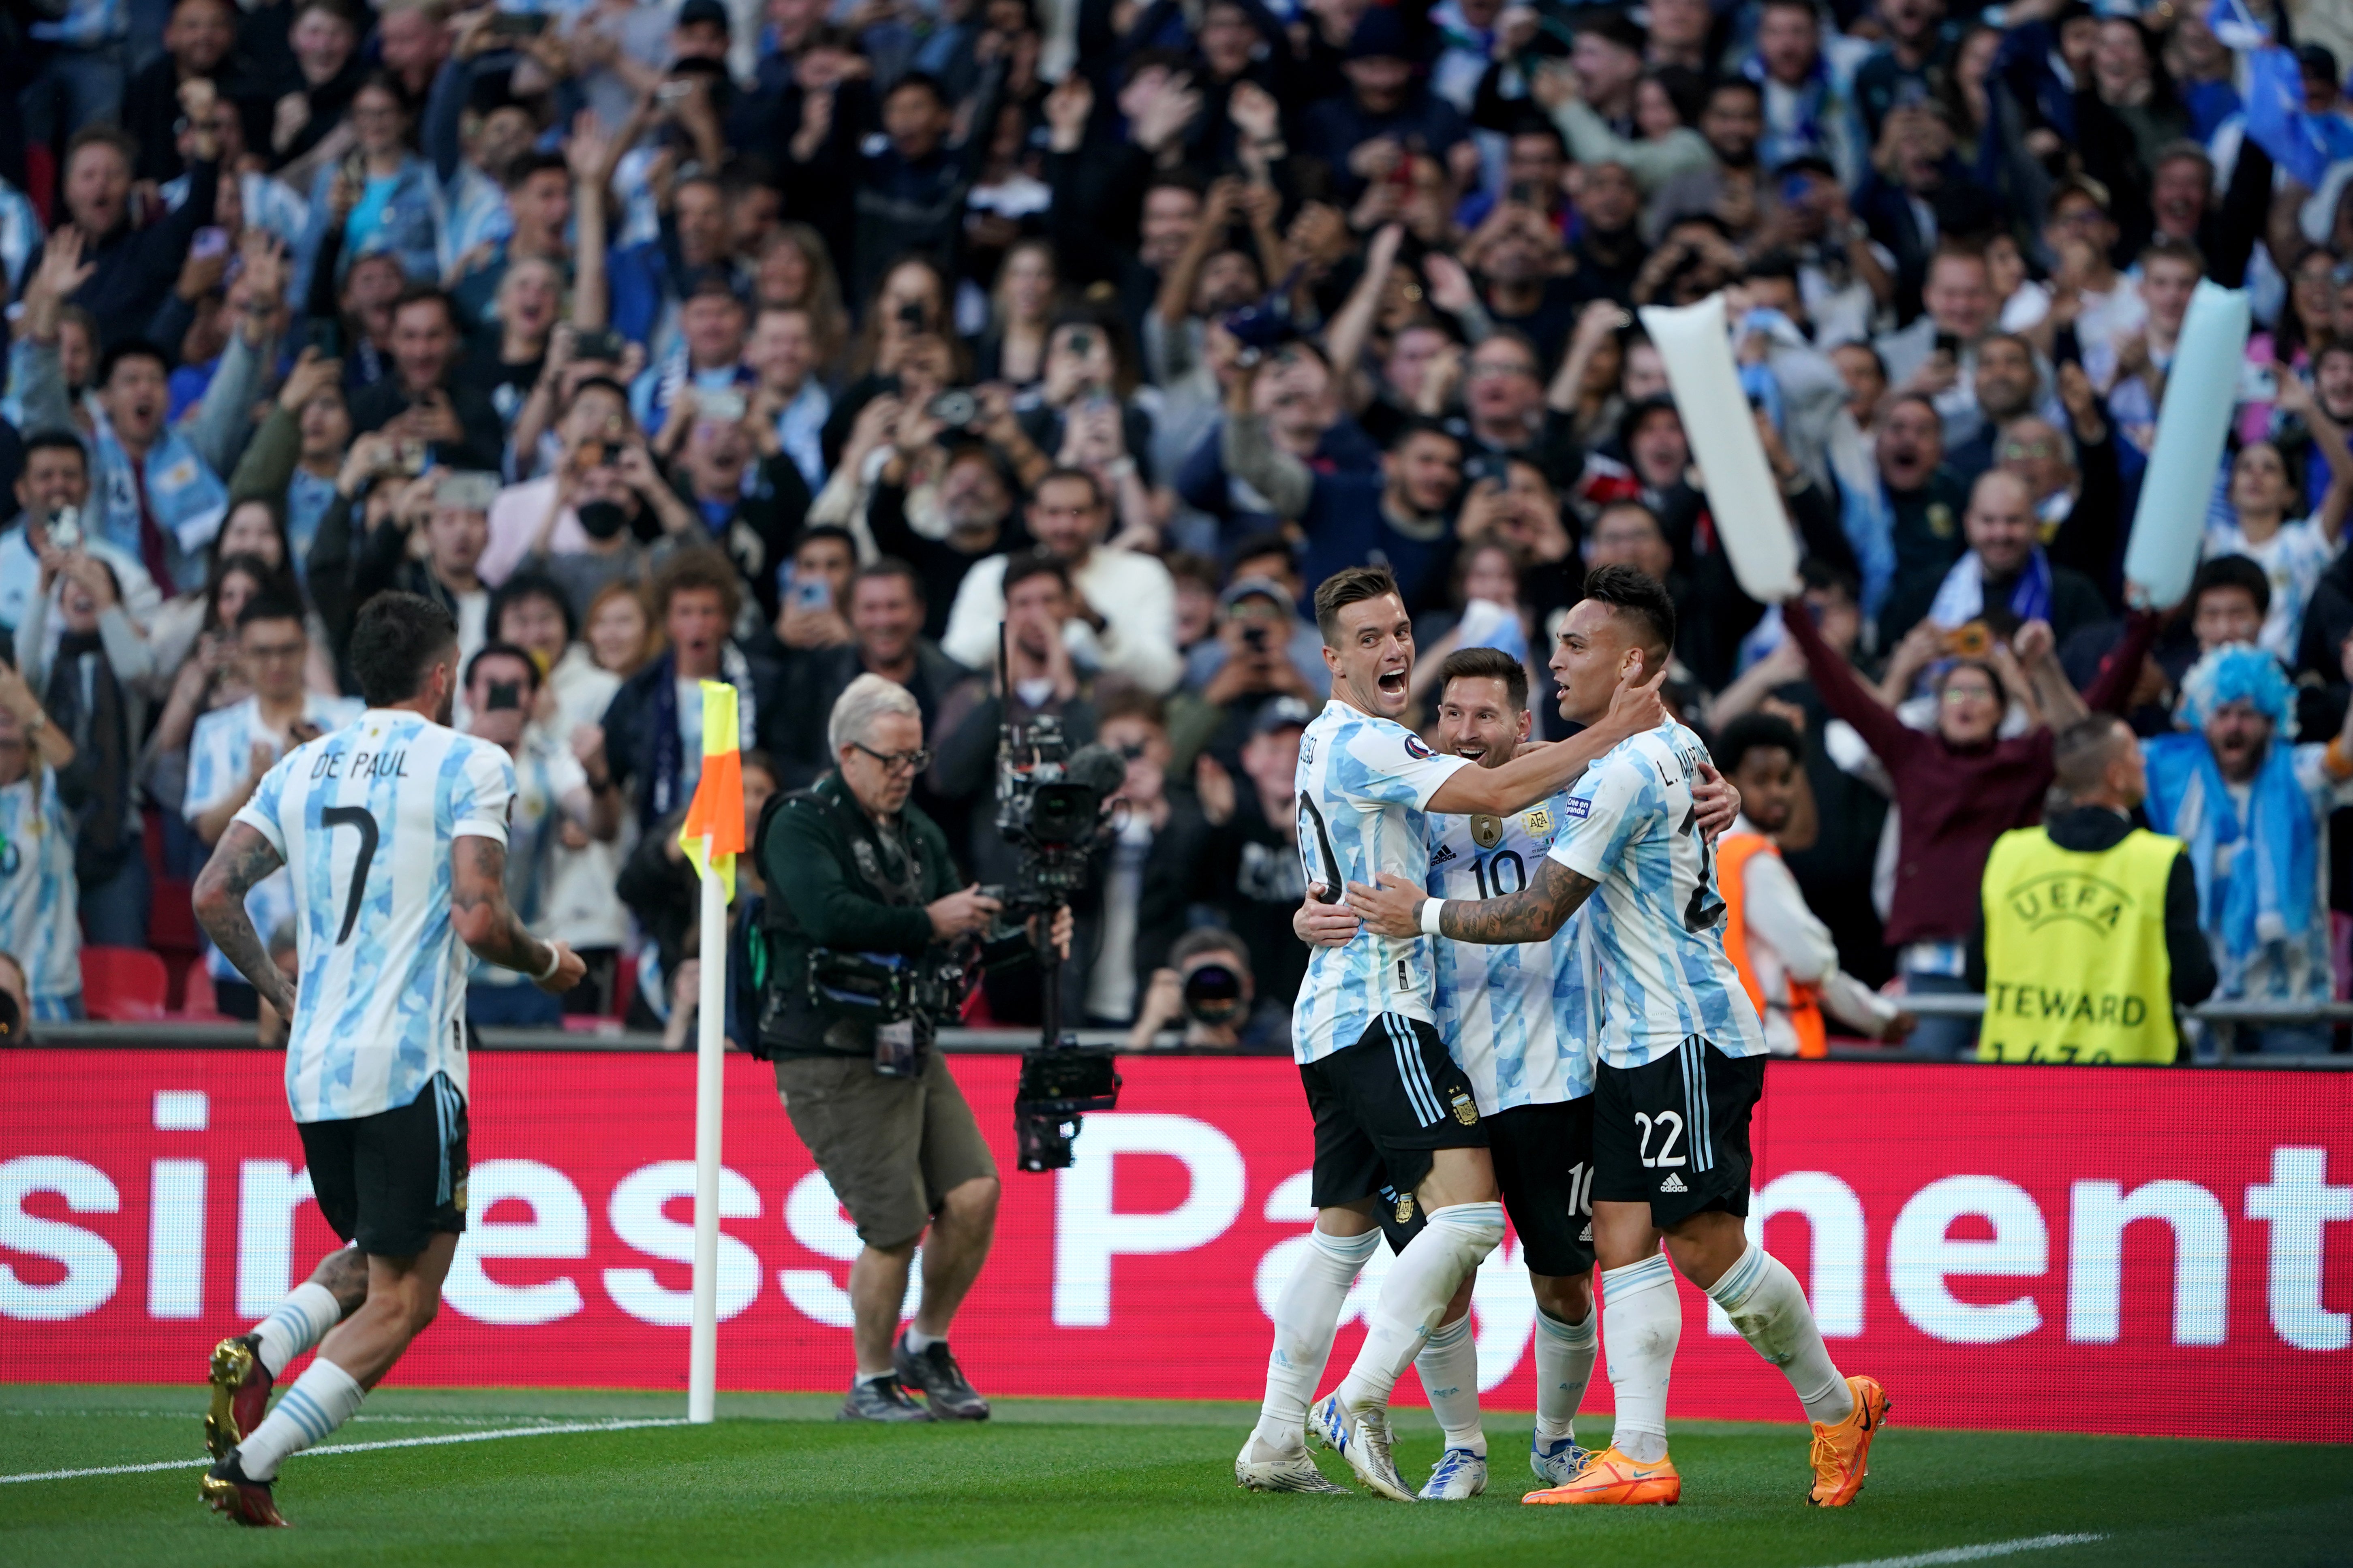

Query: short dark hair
[[1096, 686, 1167, 731], [490, 570, 577, 645], [1313, 565, 1403, 647], [503, 149, 570, 190], [885, 69, 949, 107], [349, 592, 457, 706], [234, 591, 307, 632], [98, 338, 169, 387], [2053, 713, 2129, 796], [794, 523, 857, 560], [1033, 466, 1106, 509], [854, 556, 927, 607], [650, 547, 744, 623], [2189, 553, 2270, 618], [1169, 924, 1248, 968], [389, 282, 458, 330], [64, 123, 137, 173], [1002, 548, 1073, 600], [1387, 416, 1463, 456], [1715, 711, 1803, 776], [463, 640, 542, 693], [1580, 563, 1676, 664], [1435, 645, 1527, 713], [20, 429, 87, 471]]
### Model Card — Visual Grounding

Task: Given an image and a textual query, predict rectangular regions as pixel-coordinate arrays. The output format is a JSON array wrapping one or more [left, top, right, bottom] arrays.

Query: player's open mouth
[[1376, 671, 1406, 697]]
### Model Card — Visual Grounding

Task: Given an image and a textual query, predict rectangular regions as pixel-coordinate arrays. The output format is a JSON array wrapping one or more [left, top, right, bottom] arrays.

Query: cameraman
[[757, 674, 1044, 1424], [1125, 926, 1282, 1051]]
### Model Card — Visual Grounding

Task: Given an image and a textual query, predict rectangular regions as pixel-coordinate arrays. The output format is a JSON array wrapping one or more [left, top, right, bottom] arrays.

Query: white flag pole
[[686, 844, 728, 1424]]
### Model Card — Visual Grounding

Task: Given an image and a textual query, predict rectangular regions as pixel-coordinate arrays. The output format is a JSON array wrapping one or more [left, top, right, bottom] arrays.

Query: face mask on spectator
[[578, 501, 631, 541]]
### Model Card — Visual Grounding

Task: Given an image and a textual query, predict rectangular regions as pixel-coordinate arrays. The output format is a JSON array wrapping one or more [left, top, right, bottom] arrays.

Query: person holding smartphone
[[460, 642, 617, 1028]]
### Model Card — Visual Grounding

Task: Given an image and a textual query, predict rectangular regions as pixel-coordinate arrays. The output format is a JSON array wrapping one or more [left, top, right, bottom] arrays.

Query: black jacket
[[762, 636, 969, 795], [27, 160, 218, 351], [755, 771, 962, 1058]]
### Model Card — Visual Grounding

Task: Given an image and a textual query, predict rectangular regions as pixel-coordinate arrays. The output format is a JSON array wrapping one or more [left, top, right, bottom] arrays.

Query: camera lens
[[1181, 961, 1244, 1025]]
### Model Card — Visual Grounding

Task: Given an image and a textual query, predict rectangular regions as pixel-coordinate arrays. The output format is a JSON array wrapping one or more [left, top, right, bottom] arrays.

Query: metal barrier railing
[[28, 1015, 2353, 1066]]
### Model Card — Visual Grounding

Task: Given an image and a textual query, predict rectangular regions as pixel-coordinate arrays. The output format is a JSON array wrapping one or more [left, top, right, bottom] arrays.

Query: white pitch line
[[0, 1416, 691, 1485], [1814, 1534, 2109, 1568]]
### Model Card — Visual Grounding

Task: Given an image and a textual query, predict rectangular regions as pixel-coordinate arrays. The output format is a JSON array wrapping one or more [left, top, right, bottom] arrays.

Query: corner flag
[[678, 680, 744, 897], [679, 678, 742, 1425]]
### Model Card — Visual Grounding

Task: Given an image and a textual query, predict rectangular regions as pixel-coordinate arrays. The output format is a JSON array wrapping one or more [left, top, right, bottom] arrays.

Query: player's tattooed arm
[[192, 822, 296, 1018], [451, 835, 552, 975], [451, 836, 588, 994], [1345, 860, 1597, 945]]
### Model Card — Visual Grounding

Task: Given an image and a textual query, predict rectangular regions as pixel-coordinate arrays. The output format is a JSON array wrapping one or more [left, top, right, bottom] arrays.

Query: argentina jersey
[[1548, 722, 1768, 1072], [1426, 792, 1593, 1113], [233, 709, 516, 1123], [0, 765, 81, 1012], [1292, 699, 1470, 1064]]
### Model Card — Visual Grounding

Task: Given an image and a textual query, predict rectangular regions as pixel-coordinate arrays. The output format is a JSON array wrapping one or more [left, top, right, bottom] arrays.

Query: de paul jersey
[[1291, 700, 1469, 1064], [1549, 721, 1767, 1072], [233, 709, 516, 1123], [1426, 791, 1593, 1113]]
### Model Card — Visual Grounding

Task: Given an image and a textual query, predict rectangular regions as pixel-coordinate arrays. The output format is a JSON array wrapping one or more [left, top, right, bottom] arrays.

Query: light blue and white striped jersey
[[0, 765, 80, 1011], [1426, 790, 1592, 1113], [1548, 722, 1768, 1072], [232, 709, 516, 1123], [470, 734, 586, 991], [186, 694, 366, 981], [1291, 699, 1469, 1064]]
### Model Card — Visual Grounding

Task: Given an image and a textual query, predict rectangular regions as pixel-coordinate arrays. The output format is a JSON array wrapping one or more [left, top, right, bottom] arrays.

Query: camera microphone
[[1061, 743, 1129, 802]]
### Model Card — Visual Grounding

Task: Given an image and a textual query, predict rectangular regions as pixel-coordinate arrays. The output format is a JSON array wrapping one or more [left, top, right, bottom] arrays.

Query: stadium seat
[[176, 966, 230, 1022], [83, 948, 169, 1021]]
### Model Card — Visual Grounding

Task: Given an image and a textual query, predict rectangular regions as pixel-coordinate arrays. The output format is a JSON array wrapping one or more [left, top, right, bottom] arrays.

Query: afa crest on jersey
[[1522, 805, 1553, 837]]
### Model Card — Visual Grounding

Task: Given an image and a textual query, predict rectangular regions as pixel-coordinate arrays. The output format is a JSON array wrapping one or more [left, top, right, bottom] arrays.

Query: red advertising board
[[3, 1050, 2349, 1441]]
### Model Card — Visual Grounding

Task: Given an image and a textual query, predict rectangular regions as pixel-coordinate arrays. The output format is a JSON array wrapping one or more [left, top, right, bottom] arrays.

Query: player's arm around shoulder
[[1345, 855, 1599, 946]]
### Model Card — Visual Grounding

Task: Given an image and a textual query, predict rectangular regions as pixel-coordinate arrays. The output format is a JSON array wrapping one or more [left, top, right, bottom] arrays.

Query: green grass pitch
[[3, 1384, 2349, 1567]]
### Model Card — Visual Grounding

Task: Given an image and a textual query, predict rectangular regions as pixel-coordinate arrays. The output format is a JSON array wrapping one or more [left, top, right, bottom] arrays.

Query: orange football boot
[[1521, 1444, 1681, 1506], [1807, 1375, 1891, 1507]]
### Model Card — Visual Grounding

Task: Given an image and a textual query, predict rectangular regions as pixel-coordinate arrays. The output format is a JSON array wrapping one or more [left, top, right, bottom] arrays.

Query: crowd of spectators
[[0, 0, 2347, 1055]]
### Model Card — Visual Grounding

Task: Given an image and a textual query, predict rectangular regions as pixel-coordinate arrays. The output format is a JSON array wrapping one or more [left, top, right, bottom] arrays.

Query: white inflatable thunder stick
[[1637, 293, 1802, 603], [2121, 279, 2252, 611]]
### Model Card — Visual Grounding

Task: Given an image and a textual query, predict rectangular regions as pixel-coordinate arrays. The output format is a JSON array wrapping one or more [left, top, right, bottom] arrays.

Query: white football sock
[[1412, 1313, 1485, 1455], [1249, 1225, 1380, 1455], [1600, 1254, 1680, 1464], [1532, 1305, 1598, 1444], [903, 1327, 942, 1354], [1335, 1202, 1504, 1414], [234, 1358, 365, 1481], [1703, 1243, 1853, 1427], [250, 1282, 342, 1380]]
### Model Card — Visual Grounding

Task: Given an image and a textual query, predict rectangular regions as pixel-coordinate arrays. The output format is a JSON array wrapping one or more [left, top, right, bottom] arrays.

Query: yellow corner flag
[[678, 680, 744, 899]]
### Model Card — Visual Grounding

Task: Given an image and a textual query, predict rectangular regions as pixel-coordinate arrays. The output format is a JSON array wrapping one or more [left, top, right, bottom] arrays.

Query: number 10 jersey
[[1425, 791, 1593, 1115], [235, 708, 517, 1123]]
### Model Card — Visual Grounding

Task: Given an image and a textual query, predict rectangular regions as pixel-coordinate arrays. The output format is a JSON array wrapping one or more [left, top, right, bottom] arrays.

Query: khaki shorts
[[774, 1050, 998, 1248]]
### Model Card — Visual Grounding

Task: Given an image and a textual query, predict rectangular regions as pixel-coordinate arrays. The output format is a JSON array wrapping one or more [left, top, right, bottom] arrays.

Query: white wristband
[[533, 944, 563, 982], [1419, 898, 1446, 937]]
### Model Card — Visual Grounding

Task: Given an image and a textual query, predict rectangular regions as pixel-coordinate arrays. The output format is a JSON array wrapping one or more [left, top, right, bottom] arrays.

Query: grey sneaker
[[893, 1333, 990, 1421], [839, 1374, 936, 1423]]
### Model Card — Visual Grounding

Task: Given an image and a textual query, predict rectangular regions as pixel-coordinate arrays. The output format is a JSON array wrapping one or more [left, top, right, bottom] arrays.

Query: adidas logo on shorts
[[1658, 1173, 1689, 1193]]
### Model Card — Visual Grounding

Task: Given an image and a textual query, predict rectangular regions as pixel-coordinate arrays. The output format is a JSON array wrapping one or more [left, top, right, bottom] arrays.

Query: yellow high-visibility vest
[[1978, 823, 2184, 1064]]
